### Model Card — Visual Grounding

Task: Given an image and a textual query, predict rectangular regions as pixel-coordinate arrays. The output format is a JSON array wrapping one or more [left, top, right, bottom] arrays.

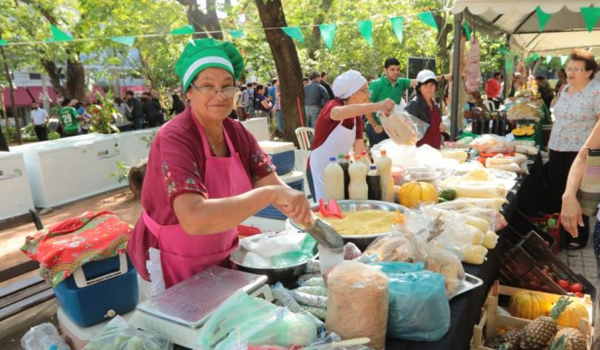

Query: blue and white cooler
[[258, 141, 296, 175], [20, 211, 139, 329]]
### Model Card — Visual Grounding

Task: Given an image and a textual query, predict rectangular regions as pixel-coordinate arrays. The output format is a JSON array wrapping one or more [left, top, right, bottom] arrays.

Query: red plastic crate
[[529, 213, 561, 254]]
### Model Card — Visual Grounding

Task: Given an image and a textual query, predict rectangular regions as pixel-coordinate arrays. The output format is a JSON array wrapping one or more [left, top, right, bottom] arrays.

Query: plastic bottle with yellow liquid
[[348, 155, 368, 200], [324, 157, 345, 200], [376, 150, 395, 202]]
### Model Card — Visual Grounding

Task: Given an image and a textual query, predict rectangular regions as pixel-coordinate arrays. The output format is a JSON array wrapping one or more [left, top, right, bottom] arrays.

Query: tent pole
[[450, 12, 463, 141]]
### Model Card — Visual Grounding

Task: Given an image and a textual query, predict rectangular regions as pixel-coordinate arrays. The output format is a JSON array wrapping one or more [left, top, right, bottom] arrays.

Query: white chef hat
[[332, 70, 367, 99]]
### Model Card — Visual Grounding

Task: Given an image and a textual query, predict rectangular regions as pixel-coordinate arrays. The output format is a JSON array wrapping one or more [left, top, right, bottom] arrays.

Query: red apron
[[416, 105, 442, 149], [142, 117, 253, 288]]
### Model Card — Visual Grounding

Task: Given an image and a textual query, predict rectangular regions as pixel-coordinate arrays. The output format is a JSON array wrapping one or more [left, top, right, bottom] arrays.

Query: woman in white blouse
[[548, 50, 600, 250]]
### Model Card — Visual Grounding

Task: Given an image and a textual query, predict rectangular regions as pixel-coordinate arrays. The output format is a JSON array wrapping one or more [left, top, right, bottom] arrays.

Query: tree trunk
[[178, 0, 224, 40], [66, 56, 86, 101], [0, 45, 22, 145], [308, 0, 334, 61], [0, 86, 8, 151], [40, 59, 66, 98], [255, 0, 305, 146]]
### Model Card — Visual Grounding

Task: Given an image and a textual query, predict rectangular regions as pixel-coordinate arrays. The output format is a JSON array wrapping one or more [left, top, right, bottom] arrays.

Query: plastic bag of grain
[[325, 261, 389, 350]]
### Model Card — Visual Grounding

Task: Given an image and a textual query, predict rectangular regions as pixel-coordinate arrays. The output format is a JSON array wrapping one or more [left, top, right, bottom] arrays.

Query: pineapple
[[486, 328, 523, 349], [520, 297, 572, 350], [555, 328, 587, 350]]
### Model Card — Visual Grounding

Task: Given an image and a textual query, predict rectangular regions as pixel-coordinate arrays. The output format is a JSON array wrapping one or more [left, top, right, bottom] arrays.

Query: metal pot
[[230, 234, 318, 288], [288, 200, 407, 251]]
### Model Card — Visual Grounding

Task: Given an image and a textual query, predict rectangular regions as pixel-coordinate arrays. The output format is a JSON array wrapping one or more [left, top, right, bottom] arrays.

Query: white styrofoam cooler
[[240, 117, 269, 141], [0, 152, 35, 220], [109, 128, 158, 167], [12, 134, 125, 208]]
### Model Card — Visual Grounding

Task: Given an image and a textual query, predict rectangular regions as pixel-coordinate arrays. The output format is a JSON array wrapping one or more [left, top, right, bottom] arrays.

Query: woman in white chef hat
[[307, 69, 395, 201]]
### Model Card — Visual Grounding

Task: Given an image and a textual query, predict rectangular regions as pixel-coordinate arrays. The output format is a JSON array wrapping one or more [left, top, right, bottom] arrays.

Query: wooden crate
[[471, 281, 594, 350]]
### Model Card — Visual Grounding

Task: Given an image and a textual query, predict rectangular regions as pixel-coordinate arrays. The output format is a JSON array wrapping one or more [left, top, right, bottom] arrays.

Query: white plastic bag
[[241, 231, 307, 258], [21, 323, 70, 350], [380, 105, 426, 146], [84, 316, 172, 350], [146, 247, 165, 296]]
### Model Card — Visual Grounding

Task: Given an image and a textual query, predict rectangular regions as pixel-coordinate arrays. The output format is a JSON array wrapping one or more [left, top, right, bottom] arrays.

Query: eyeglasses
[[566, 67, 588, 73], [190, 83, 238, 97]]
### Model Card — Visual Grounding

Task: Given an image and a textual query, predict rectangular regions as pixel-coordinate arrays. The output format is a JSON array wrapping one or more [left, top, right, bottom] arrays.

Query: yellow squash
[[509, 291, 552, 320], [398, 181, 438, 208], [555, 300, 589, 328]]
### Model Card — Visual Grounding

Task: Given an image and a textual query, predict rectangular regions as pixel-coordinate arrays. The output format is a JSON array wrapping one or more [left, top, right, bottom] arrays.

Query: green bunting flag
[[498, 47, 507, 55], [560, 55, 568, 65], [319, 24, 337, 51], [390, 17, 404, 43], [581, 7, 600, 32], [532, 53, 539, 61], [505, 59, 513, 72], [0, 40, 6, 46], [110, 36, 136, 47], [463, 22, 471, 40], [172, 25, 194, 36], [536, 6, 552, 32], [545, 55, 553, 64], [228, 30, 244, 39], [282, 27, 304, 43], [357, 20, 373, 46], [418, 12, 438, 31], [47, 24, 73, 42]]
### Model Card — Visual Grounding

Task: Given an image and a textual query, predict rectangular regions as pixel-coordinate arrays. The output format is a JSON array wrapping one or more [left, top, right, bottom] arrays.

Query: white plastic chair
[[295, 127, 315, 151], [483, 100, 496, 112]]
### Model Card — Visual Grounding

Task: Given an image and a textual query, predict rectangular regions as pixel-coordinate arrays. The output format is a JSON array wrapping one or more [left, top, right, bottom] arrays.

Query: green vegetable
[[439, 189, 457, 201]]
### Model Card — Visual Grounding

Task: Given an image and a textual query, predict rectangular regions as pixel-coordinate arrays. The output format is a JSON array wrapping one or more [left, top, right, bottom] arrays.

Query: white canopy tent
[[447, 1, 600, 139]]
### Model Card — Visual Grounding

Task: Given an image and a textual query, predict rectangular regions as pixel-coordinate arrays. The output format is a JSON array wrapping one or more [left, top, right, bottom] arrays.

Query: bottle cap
[[355, 155, 362, 160], [370, 165, 377, 170], [381, 150, 387, 156], [344, 155, 350, 160], [361, 151, 367, 155], [330, 157, 336, 161], [338, 154, 344, 159]]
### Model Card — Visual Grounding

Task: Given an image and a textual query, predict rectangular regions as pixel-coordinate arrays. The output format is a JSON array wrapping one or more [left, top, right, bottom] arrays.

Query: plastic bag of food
[[422, 245, 466, 298], [241, 231, 307, 258], [363, 232, 414, 262], [21, 323, 70, 350], [456, 207, 507, 231], [380, 105, 426, 146], [215, 309, 318, 350], [198, 291, 279, 348], [373, 262, 450, 341], [469, 134, 516, 154], [85, 316, 172, 350], [326, 261, 389, 350], [318, 244, 344, 285]]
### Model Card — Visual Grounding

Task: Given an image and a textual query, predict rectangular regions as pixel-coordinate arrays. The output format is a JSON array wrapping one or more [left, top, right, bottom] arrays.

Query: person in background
[[30, 101, 49, 141], [77, 102, 92, 134], [304, 72, 330, 128], [405, 70, 446, 149], [535, 76, 555, 109], [561, 121, 600, 259], [320, 71, 335, 100], [268, 78, 278, 122], [485, 71, 503, 109], [141, 92, 163, 128], [127, 38, 310, 289], [58, 98, 81, 137], [125, 90, 144, 130], [274, 80, 283, 132], [170, 93, 186, 116], [234, 86, 247, 121], [114, 97, 133, 132], [303, 76, 309, 86], [241, 82, 255, 119], [253, 84, 272, 119], [548, 49, 600, 250], [366, 57, 451, 148], [555, 68, 567, 95], [508, 72, 524, 99], [307, 70, 395, 201]]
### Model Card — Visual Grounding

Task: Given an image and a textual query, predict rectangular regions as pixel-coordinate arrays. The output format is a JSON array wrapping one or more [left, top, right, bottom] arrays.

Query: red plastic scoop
[[318, 199, 344, 219]]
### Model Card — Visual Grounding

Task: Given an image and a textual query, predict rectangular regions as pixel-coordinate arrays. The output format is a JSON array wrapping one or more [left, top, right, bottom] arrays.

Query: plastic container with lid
[[376, 150, 395, 203], [324, 157, 345, 200], [348, 159, 368, 200], [366, 165, 382, 201]]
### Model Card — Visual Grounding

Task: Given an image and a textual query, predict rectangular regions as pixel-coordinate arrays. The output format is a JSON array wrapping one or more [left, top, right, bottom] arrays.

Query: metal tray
[[451, 273, 484, 299]]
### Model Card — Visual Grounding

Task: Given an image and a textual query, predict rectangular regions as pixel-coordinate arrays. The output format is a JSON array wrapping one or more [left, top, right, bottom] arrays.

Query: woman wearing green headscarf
[[128, 38, 311, 289]]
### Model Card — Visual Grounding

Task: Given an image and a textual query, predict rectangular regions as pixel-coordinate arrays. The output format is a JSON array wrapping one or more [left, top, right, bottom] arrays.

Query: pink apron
[[142, 117, 253, 288]]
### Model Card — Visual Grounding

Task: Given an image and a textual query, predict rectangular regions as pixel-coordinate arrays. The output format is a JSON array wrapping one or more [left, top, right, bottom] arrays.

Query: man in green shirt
[[366, 58, 452, 147], [58, 98, 82, 137]]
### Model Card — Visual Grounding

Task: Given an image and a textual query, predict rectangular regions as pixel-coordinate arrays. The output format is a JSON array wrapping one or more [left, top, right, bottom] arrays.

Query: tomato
[[557, 279, 570, 289], [575, 292, 584, 298], [568, 283, 583, 293]]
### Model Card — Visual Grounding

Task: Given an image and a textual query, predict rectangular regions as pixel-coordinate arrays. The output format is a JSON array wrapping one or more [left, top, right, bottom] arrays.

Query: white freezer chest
[[0, 152, 35, 220], [12, 134, 125, 208], [109, 128, 158, 167]]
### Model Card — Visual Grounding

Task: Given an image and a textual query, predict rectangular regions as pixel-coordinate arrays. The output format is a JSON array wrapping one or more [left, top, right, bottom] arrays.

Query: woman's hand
[[374, 124, 384, 134], [439, 123, 447, 133], [377, 98, 395, 117], [561, 194, 584, 238], [272, 186, 312, 224]]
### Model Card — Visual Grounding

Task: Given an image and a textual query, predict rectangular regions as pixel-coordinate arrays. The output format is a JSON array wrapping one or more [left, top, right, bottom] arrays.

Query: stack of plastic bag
[[85, 316, 172, 350]]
